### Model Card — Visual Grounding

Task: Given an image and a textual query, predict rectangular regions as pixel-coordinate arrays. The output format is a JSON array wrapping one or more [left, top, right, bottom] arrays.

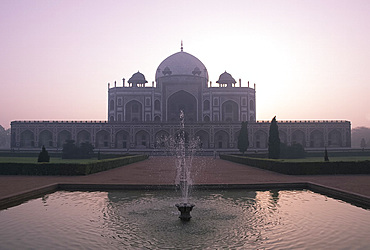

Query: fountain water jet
[[156, 110, 199, 221], [175, 110, 196, 220]]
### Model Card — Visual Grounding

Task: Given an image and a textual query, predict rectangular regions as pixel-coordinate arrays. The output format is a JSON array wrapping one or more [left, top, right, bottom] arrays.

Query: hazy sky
[[1, 0, 369, 129]]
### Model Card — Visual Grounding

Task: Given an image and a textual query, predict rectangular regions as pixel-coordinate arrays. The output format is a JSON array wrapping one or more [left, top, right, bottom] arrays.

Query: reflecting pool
[[0, 189, 369, 249]]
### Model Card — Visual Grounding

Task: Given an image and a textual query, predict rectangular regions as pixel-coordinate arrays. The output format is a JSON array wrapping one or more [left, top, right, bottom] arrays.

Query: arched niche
[[57, 130, 71, 148], [77, 130, 91, 146], [135, 130, 150, 148], [20, 130, 34, 148], [39, 130, 53, 147], [167, 90, 197, 122], [116, 130, 129, 149], [222, 100, 239, 122], [214, 130, 229, 149], [95, 130, 110, 148], [195, 130, 209, 149], [126, 100, 142, 122]]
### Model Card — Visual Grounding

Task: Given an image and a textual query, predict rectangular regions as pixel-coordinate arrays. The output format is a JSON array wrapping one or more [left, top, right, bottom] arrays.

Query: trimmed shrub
[[37, 146, 50, 162]]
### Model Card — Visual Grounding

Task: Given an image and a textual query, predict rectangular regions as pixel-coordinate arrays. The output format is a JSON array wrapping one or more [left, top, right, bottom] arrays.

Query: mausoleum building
[[11, 46, 351, 151]]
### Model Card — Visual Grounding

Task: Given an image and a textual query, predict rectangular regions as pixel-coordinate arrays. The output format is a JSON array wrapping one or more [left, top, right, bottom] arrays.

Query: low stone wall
[[220, 154, 370, 175], [0, 154, 148, 176]]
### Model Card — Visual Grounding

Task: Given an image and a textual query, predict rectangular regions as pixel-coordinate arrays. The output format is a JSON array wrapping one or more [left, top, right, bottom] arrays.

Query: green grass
[[279, 156, 370, 163], [0, 157, 99, 164]]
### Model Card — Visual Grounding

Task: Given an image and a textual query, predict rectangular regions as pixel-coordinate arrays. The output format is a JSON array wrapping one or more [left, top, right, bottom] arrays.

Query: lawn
[[280, 156, 370, 162], [0, 157, 99, 164]]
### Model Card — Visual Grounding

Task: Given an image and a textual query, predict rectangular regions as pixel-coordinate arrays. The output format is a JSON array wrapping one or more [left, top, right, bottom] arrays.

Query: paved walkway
[[1, 156, 370, 199]]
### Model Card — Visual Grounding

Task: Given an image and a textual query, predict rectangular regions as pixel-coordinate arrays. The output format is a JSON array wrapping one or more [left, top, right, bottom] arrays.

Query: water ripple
[[0, 190, 369, 249]]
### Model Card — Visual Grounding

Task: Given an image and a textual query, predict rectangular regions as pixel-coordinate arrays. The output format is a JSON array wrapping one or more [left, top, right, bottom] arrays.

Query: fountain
[[2, 114, 370, 248], [157, 110, 199, 221], [174, 110, 196, 221]]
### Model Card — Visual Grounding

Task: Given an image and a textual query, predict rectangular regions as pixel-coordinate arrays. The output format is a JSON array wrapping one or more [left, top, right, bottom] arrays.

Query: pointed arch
[[214, 130, 229, 149], [95, 130, 110, 148], [57, 130, 71, 148], [77, 130, 91, 146], [292, 129, 306, 146], [125, 100, 143, 122], [135, 130, 150, 148], [116, 130, 129, 148], [279, 130, 288, 144], [254, 130, 267, 149], [310, 130, 324, 148], [167, 90, 197, 122], [39, 130, 53, 147], [221, 100, 239, 122], [203, 100, 210, 111], [20, 130, 34, 148], [195, 130, 209, 149]]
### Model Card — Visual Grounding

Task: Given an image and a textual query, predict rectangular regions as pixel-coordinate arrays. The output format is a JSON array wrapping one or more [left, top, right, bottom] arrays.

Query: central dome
[[155, 51, 208, 81]]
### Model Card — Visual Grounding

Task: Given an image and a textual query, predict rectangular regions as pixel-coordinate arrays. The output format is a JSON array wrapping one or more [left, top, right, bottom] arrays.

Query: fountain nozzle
[[175, 203, 195, 221]]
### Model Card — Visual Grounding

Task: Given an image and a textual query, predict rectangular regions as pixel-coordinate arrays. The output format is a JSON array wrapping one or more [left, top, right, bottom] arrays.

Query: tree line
[[237, 117, 305, 159], [0, 125, 10, 148]]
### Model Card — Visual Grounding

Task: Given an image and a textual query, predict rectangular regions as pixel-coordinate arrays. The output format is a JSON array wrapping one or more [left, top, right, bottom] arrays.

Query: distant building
[[11, 45, 351, 151]]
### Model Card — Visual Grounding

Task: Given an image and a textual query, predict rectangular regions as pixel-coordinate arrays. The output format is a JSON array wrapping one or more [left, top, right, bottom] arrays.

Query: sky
[[1, 0, 369, 129]]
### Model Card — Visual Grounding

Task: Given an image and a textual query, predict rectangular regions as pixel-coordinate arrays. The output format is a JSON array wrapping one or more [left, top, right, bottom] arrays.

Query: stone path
[[1, 156, 369, 200]]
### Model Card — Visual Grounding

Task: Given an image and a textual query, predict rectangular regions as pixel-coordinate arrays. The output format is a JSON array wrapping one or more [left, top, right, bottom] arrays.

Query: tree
[[38, 145, 50, 162], [268, 116, 280, 159], [324, 147, 329, 162], [237, 121, 249, 155], [0, 125, 10, 149]]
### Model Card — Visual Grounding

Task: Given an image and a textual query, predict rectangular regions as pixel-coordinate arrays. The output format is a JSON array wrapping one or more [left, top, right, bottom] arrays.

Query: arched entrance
[[58, 130, 71, 148], [116, 130, 129, 149], [222, 100, 239, 122], [39, 130, 53, 147], [195, 130, 209, 149], [95, 130, 110, 148], [167, 91, 197, 122], [214, 130, 229, 149], [125, 100, 142, 122], [20, 130, 34, 148]]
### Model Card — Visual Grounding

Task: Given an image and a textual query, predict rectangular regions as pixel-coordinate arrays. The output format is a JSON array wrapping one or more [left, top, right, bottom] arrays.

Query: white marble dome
[[155, 51, 208, 81]]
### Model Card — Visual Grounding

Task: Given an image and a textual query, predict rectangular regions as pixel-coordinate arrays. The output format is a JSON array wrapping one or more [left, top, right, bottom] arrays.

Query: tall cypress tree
[[268, 116, 280, 159], [237, 121, 249, 155]]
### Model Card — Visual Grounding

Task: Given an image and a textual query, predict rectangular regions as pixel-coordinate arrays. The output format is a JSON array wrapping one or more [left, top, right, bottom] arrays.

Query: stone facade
[[10, 48, 351, 151]]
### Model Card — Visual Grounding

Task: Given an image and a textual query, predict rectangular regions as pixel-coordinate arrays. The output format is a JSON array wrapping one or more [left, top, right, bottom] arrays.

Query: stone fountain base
[[175, 203, 195, 221]]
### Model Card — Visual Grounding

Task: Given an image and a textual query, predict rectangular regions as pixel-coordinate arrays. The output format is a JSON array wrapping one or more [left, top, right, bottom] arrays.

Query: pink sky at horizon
[[1, 0, 369, 130]]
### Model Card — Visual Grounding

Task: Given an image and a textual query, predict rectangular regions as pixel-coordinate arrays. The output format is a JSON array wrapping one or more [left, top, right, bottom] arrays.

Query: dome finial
[[181, 40, 183, 52]]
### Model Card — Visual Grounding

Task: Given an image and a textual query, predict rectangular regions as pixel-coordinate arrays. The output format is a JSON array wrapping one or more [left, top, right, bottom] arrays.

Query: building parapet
[[255, 120, 350, 124], [11, 120, 350, 125]]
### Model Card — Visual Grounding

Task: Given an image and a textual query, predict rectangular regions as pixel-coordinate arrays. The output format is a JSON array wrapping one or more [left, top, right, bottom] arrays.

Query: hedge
[[0, 151, 132, 159], [0, 154, 148, 176], [220, 154, 370, 175]]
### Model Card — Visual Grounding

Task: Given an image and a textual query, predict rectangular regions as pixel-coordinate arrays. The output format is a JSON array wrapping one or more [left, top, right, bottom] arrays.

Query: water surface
[[0, 189, 369, 249]]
